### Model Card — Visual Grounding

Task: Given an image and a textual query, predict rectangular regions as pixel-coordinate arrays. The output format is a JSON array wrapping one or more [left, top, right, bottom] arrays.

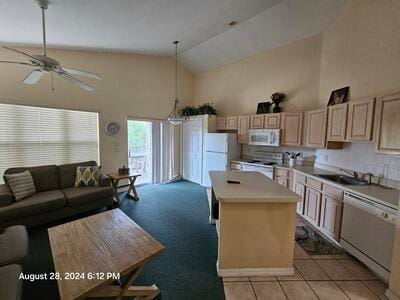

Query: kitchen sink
[[315, 174, 369, 185]]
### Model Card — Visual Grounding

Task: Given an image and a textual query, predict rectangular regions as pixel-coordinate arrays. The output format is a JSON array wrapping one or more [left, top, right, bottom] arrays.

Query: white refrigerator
[[203, 133, 241, 187]]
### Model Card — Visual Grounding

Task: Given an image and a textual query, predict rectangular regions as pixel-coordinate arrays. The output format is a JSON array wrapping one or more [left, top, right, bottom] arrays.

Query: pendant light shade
[[167, 41, 185, 125]]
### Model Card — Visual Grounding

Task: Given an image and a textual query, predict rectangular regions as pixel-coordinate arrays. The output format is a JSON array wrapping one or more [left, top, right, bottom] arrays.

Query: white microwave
[[248, 129, 280, 146]]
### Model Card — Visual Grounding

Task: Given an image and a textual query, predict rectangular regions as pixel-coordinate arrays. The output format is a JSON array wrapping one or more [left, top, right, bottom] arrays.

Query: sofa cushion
[[4, 171, 36, 201], [59, 161, 97, 189], [0, 190, 65, 222], [0, 184, 13, 208], [4, 165, 59, 192], [0, 226, 28, 267], [0, 264, 23, 300], [62, 186, 113, 207]]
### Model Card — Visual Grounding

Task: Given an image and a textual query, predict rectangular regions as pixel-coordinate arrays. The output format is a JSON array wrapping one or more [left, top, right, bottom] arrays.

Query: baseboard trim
[[386, 289, 400, 300], [216, 262, 294, 277]]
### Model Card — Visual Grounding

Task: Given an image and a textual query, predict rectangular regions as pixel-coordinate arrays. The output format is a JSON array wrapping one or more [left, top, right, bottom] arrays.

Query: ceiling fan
[[0, 0, 102, 92]]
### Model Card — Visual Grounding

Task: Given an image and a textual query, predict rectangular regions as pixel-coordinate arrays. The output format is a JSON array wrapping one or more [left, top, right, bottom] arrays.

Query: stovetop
[[246, 160, 278, 166]]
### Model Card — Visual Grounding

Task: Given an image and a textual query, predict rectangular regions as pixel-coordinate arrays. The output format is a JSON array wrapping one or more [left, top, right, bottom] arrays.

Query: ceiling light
[[167, 41, 185, 125], [228, 21, 238, 27]]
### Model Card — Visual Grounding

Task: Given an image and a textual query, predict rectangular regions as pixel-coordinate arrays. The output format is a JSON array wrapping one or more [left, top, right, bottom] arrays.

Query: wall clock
[[104, 121, 120, 136]]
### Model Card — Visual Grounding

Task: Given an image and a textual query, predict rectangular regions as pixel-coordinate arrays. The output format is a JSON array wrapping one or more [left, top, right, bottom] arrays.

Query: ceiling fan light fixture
[[167, 41, 185, 125]]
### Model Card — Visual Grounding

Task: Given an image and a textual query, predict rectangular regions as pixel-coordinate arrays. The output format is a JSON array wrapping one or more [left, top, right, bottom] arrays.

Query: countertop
[[230, 160, 400, 210], [275, 164, 400, 210], [209, 171, 301, 203]]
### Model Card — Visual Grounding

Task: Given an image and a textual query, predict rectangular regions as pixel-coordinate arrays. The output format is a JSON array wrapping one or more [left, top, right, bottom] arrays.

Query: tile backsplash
[[243, 143, 400, 181]]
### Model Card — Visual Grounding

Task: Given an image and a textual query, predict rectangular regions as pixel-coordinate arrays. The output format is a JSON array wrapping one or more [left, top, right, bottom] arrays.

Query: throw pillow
[[74, 166, 101, 187], [4, 171, 36, 201]]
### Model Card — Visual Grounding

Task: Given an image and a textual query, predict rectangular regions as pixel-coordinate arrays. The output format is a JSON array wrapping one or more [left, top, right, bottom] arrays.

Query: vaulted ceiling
[[0, 0, 349, 73]]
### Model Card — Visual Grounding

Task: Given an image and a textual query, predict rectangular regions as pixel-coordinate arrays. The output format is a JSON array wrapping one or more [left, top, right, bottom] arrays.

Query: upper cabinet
[[216, 117, 226, 130], [250, 114, 264, 129], [264, 113, 281, 129], [347, 98, 375, 142], [238, 115, 250, 144], [226, 116, 238, 130], [327, 103, 348, 142], [375, 92, 400, 155], [304, 108, 328, 148], [282, 112, 303, 146]]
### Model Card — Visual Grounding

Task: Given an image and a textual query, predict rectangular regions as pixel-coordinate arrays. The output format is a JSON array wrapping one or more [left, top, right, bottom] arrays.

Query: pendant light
[[167, 41, 185, 125]]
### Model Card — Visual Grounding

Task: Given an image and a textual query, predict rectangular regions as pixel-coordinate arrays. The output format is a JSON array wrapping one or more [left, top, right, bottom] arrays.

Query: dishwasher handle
[[344, 193, 398, 225]]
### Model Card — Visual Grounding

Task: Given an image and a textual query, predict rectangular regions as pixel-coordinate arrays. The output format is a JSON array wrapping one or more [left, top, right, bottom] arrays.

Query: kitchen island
[[210, 171, 301, 277]]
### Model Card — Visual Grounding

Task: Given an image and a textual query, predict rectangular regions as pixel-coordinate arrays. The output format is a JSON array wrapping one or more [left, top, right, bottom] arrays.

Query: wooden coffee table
[[48, 209, 164, 300]]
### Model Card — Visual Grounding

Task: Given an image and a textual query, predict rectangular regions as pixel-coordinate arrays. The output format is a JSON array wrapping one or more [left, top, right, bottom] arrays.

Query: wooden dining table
[[48, 209, 165, 300], [106, 171, 141, 206]]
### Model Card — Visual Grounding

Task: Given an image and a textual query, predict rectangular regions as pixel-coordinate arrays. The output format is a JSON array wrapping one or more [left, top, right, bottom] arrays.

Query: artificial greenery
[[270, 92, 286, 102], [181, 102, 217, 116]]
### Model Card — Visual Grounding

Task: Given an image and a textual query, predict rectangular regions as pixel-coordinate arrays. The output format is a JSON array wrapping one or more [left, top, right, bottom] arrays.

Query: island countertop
[[210, 171, 301, 203]]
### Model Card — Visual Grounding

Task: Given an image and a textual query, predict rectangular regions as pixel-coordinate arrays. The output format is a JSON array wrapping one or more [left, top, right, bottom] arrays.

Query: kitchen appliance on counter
[[248, 129, 280, 146], [340, 191, 398, 282], [203, 133, 241, 187], [240, 152, 283, 179]]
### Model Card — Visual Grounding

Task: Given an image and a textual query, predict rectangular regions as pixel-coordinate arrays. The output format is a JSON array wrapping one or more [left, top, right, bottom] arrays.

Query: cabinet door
[[277, 177, 288, 187], [226, 116, 238, 130], [282, 112, 303, 146], [305, 108, 327, 148], [264, 113, 281, 129], [375, 93, 400, 154], [238, 116, 250, 144], [347, 98, 375, 141], [320, 195, 342, 241], [250, 114, 264, 129], [190, 119, 203, 184], [216, 117, 226, 130], [327, 103, 348, 141], [294, 182, 305, 215], [304, 187, 321, 226]]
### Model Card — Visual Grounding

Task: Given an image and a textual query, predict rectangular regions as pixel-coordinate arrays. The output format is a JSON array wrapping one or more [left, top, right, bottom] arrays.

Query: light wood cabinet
[[230, 162, 242, 170], [282, 112, 303, 146], [294, 181, 306, 215], [264, 113, 281, 129], [216, 117, 226, 130], [320, 195, 343, 241], [375, 92, 400, 154], [347, 98, 375, 141], [327, 103, 348, 141], [304, 187, 322, 226], [304, 108, 328, 148], [274, 167, 293, 190], [250, 114, 264, 129], [238, 115, 250, 144], [226, 116, 238, 130]]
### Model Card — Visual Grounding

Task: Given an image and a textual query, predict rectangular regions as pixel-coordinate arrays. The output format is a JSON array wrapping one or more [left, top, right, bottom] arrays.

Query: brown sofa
[[0, 161, 114, 229]]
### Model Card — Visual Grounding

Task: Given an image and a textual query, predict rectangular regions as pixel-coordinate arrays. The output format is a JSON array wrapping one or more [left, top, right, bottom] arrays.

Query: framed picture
[[328, 87, 349, 106], [256, 101, 272, 114]]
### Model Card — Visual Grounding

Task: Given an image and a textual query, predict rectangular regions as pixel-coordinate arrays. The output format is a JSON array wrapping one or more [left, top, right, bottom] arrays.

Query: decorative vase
[[273, 100, 282, 113]]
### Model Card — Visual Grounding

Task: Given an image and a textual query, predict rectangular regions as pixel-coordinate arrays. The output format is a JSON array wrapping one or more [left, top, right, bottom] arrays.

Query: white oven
[[248, 129, 280, 146], [241, 164, 273, 179]]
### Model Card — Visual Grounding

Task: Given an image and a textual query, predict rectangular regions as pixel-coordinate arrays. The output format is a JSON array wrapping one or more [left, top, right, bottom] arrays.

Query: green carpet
[[22, 180, 225, 300]]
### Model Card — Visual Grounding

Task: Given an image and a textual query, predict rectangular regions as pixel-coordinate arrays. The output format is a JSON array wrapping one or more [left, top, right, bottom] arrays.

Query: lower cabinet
[[294, 181, 305, 214], [304, 187, 322, 226], [319, 195, 343, 241]]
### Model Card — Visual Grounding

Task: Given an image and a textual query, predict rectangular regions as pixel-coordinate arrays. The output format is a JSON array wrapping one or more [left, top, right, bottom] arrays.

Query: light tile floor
[[223, 216, 389, 300]]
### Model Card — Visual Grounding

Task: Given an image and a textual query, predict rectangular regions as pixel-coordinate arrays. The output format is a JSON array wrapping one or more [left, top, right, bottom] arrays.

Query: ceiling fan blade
[[22, 69, 44, 85], [0, 60, 35, 66], [3, 46, 39, 62], [62, 67, 103, 80], [57, 72, 94, 92]]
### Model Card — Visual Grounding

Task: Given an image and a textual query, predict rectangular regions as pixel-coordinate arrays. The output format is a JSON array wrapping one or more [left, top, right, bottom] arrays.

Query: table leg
[[112, 179, 121, 206], [127, 176, 139, 200], [87, 261, 160, 299]]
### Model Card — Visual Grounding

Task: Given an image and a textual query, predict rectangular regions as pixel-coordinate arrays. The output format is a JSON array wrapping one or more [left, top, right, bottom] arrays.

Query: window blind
[[0, 103, 99, 183]]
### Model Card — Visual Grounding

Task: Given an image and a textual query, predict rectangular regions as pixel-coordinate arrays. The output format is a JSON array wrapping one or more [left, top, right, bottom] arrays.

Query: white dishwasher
[[340, 192, 397, 281]]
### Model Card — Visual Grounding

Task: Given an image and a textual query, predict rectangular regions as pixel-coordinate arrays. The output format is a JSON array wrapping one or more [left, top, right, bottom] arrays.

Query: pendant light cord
[[174, 41, 178, 100], [42, 7, 47, 56]]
